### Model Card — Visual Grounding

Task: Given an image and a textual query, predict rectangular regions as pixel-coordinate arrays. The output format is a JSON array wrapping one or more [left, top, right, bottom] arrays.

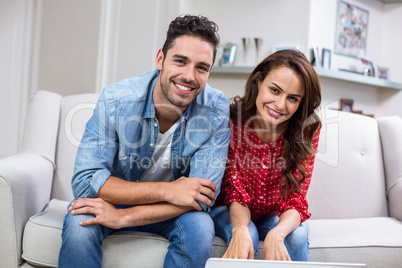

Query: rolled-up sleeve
[[71, 90, 118, 199], [188, 97, 230, 212]]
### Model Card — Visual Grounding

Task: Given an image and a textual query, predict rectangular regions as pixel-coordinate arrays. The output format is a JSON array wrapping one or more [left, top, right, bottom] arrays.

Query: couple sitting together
[[58, 14, 321, 268]]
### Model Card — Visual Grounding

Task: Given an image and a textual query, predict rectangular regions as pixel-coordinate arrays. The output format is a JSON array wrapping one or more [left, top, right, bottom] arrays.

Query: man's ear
[[156, 49, 164, 70]]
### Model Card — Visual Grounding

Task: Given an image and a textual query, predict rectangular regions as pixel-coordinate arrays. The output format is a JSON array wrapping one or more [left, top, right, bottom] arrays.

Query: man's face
[[155, 35, 214, 109]]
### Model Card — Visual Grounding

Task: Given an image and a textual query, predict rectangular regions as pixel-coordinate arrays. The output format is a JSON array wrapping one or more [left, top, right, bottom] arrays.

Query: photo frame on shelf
[[335, 1, 369, 58], [340, 99, 354, 112], [322, 49, 331, 69], [377, 66, 389, 80], [218, 43, 237, 66]]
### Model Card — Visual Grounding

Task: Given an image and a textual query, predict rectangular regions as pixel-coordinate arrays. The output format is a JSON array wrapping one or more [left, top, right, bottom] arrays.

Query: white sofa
[[1, 90, 402, 267]]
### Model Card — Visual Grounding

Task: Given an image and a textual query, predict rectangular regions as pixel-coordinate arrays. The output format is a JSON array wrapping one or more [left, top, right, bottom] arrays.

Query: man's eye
[[198, 66, 208, 72]]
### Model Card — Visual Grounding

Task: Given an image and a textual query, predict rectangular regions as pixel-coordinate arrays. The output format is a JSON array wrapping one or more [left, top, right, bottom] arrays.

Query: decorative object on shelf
[[254, 37, 262, 63], [337, 98, 374, 117], [218, 43, 237, 66], [310, 45, 321, 67], [340, 98, 354, 112], [241, 37, 250, 64], [335, 1, 369, 58], [377, 66, 389, 80], [322, 48, 331, 69], [361, 58, 375, 77]]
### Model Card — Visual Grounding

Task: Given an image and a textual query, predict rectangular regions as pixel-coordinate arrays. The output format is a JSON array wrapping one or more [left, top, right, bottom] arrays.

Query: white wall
[[37, 0, 101, 96], [378, 4, 402, 117], [0, 0, 35, 159]]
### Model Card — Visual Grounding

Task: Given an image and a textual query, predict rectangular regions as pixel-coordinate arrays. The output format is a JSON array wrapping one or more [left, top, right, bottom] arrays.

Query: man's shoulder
[[194, 83, 230, 115], [102, 69, 159, 102]]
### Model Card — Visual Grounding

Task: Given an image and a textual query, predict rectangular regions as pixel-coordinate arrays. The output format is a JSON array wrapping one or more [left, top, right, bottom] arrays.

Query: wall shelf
[[211, 66, 402, 90]]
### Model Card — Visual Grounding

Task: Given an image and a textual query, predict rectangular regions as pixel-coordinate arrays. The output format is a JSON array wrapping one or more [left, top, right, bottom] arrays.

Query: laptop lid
[[205, 258, 367, 268]]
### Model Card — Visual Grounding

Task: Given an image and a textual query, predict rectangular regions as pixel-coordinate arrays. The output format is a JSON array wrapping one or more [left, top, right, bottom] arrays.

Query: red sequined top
[[219, 119, 320, 222]]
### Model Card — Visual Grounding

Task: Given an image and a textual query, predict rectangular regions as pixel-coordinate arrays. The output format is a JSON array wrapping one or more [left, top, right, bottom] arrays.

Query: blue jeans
[[58, 205, 215, 268], [210, 205, 309, 261]]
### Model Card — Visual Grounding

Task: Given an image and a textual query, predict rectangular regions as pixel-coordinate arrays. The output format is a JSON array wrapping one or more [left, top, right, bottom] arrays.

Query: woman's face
[[255, 66, 305, 130]]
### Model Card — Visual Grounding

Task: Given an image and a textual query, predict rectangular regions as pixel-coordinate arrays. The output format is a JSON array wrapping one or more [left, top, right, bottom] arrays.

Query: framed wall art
[[335, 1, 369, 58]]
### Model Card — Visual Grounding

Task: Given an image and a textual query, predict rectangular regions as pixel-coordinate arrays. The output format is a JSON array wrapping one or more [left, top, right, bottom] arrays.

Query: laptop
[[205, 258, 367, 268]]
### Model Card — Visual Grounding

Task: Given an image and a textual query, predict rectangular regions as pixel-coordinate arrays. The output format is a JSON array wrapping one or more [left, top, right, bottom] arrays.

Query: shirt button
[[259, 196, 264, 199], [154, 123, 158, 127], [263, 165, 267, 169], [122, 156, 128, 160], [150, 143, 154, 147], [261, 182, 265, 185]]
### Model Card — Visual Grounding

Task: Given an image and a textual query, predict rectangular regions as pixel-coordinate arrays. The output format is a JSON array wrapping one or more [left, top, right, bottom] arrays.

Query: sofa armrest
[[0, 153, 54, 267], [377, 116, 402, 221]]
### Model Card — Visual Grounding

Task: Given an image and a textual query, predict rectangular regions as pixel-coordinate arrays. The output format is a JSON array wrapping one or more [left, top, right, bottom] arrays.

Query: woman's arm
[[262, 208, 301, 260], [223, 202, 255, 259]]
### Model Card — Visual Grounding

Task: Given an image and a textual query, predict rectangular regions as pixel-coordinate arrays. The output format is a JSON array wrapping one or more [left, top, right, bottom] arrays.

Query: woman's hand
[[223, 225, 254, 259], [262, 229, 291, 261]]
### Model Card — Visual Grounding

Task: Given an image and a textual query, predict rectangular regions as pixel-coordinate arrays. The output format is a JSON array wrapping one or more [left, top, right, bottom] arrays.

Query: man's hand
[[165, 177, 217, 210], [262, 229, 291, 261], [223, 225, 254, 259], [69, 198, 126, 229]]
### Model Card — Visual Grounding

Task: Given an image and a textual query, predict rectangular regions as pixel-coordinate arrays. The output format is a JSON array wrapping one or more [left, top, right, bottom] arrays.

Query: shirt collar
[[143, 70, 194, 122]]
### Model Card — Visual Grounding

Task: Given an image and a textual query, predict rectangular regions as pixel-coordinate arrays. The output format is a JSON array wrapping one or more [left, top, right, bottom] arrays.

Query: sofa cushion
[[52, 93, 99, 201], [308, 110, 388, 219], [22, 199, 228, 267], [309, 217, 402, 267], [377, 116, 402, 221]]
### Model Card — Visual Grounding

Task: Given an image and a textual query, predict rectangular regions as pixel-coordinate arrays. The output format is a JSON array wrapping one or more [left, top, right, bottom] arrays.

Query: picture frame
[[322, 48, 331, 69], [335, 1, 369, 58], [340, 99, 354, 113], [218, 43, 237, 66], [377, 66, 389, 80]]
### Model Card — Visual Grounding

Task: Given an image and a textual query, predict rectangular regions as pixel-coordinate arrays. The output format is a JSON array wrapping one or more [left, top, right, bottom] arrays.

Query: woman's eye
[[270, 87, 279, 94], [289, 96, 299, 102]]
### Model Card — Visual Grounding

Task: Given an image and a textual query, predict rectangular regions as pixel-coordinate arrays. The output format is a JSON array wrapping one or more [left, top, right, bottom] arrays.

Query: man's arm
[[69, 198, 194, 229], [98, 175, 217, 211]]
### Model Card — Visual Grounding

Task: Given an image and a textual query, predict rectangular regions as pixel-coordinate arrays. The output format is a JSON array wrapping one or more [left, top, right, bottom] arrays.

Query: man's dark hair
[[162, 15, 220, 64]]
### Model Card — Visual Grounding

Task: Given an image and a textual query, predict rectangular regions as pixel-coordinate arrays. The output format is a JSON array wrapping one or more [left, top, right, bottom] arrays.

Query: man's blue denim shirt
[[71, 69, 230, 212]]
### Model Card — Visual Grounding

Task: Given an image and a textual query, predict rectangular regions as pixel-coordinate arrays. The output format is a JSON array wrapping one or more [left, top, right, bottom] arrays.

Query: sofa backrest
[[307, 109, 388, 219], [50, 93, 390, 219], [51, 93, 99, 201]]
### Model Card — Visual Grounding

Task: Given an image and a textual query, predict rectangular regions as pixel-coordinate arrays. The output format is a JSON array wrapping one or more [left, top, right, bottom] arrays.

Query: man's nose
[[182, 65, 196, 82]]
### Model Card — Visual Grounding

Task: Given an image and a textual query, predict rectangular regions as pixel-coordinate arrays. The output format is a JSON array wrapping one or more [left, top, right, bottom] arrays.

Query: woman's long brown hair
[[231, 49, 322, 197]]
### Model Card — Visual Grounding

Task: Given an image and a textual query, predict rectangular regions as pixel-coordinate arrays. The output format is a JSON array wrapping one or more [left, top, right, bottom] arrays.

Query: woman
[[211, 49, 321, 261]]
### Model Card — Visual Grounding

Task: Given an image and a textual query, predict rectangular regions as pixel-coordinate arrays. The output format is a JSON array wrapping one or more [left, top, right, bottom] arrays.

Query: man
[[58, 15, 230, 268]]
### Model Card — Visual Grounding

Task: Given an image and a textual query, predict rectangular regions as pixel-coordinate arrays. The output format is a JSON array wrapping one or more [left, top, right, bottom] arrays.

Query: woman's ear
[[156, 49, 164, 70]]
